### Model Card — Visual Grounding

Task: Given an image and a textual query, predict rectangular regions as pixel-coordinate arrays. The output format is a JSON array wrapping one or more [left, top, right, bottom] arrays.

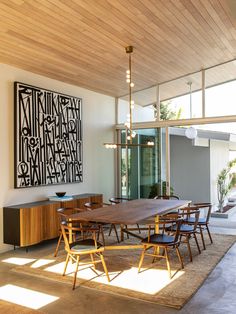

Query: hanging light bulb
[[104, 46, 155, 149]]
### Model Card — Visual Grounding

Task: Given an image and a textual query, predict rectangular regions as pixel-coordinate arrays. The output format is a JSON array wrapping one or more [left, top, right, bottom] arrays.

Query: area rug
[[11, 233, 236, 309]]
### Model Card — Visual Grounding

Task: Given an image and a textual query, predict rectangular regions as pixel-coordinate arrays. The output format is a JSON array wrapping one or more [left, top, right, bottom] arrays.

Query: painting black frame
[[14, 82, 83, 188]]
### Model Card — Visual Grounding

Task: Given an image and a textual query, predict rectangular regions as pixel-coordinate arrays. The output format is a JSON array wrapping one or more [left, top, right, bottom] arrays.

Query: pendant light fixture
[[104, 46, 154, 149]]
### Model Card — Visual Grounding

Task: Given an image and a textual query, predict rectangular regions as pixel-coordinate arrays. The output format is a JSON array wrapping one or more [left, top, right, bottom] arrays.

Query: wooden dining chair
[[61, 222, 110, 289], [167, 207, 201, 262], [84, 202, 120, 243], [187, 202, 213, 250], [54, 207, 87, 257], [138, 217, 183, 279]]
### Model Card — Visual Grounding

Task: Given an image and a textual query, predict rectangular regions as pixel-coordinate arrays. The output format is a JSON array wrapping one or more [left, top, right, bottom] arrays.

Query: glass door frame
[[116, 127, 168, 199]]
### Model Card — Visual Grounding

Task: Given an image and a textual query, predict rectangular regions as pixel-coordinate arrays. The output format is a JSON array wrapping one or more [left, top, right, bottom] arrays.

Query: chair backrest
[[193, 202, 212, 223], [60, 222, 99, 251], [180, 207, 200, 231], [57, 207, 87, 224], [57, 207, 81, 222], [148, 217, 182, 243], [154, 195, 180, 200], [109, 197, 132, 204], [84, 202, 103, 210]]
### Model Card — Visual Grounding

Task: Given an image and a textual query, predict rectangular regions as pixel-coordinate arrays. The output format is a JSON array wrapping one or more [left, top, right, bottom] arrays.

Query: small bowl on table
[[56, 192, 66, 198]]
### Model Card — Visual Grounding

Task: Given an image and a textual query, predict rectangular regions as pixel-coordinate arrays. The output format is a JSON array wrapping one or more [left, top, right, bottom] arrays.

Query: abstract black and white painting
[[14, 82, 82, 188]]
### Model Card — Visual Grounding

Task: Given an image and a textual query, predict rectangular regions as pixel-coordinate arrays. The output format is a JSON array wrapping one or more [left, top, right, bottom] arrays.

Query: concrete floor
[[1, 225, 236, 314]]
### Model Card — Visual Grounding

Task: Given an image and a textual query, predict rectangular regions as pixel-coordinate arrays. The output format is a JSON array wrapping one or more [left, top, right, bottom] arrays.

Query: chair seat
[[168, 224, 194, 233], [70, 239, 102, 252], [185, 217, 207, 224], [142, 233, 176, 245]]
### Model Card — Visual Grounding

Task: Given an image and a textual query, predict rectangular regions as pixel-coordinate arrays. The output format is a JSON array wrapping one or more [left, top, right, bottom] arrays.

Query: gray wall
[[170, 135, 211, 203]]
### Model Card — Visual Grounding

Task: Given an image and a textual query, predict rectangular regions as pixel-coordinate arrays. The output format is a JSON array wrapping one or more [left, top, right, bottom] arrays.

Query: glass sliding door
[[119, 128, 166, 199]]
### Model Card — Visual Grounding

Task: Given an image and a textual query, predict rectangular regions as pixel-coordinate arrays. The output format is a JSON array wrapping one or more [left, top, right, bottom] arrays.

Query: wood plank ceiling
[[0, 0, 236, 98]]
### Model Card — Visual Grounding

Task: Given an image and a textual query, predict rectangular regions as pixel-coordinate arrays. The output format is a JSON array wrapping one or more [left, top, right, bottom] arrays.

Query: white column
[[155, 84, 160, 121], [165, 127, 170, 195]]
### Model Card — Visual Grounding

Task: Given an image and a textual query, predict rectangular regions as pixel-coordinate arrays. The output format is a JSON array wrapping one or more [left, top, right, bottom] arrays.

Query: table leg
[[155, 215, 160, 254], [155, 215, 159, 233]]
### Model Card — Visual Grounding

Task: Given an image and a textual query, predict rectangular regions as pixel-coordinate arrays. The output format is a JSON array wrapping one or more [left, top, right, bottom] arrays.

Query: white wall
[[210, 140, 229, 207], [0, 64, 116, 252]]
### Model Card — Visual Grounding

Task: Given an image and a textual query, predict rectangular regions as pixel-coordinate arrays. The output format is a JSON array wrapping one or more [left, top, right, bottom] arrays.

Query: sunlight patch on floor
[[45, 261, 67, 274], [1, 257, 36, 265], [0, 284, 59, 309], [44, 260, 184, 295], [30, 259, 55, 268]]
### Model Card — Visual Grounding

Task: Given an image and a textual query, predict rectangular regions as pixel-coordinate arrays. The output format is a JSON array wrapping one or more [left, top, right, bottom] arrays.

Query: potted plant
[[148, 181, 174, 199], [217, 158, 236, 212]]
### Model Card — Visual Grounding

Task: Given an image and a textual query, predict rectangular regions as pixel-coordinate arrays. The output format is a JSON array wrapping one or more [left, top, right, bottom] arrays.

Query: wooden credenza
[[3, 193, 103, 248]]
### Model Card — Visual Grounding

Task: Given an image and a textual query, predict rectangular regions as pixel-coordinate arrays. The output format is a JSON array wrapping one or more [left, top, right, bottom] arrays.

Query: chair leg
[[80, 223, 84, 239], [90, 253, 96, 269], [175, 246, 184, 269], [100, 253, 110, 282], [152, 246, 157, 263], [199, 226, 206, 250], [100, 226, 106, 246], [97, 226, 100, 241], [63, 253, 70, 276], [54, 232, 63, 257], [108, 224, 113, 236], [125, 225, 129, 239], [137, 224, 141, 234], [165, 247, 171, 279], [138, 246, 146, 272], [194, 233, 201, 254], [186, 236, 193, 262], [206, 224, 213, 244], [113, 224, 120, 243], [73, 256, 80, 290]]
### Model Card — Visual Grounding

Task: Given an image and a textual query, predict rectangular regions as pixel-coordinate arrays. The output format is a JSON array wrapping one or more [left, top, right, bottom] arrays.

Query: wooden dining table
[[67, 198, 190, 249]]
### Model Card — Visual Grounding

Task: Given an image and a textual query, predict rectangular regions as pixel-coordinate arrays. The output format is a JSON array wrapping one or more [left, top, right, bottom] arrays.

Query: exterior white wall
[[170, 135, 211, 203], [210, 140, 229, 207], [0, 64, 115, 252]]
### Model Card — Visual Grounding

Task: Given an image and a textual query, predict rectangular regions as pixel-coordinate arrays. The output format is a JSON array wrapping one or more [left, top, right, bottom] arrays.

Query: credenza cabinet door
[[20, 207, 44, 246], [43, 203, 61, 240]]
